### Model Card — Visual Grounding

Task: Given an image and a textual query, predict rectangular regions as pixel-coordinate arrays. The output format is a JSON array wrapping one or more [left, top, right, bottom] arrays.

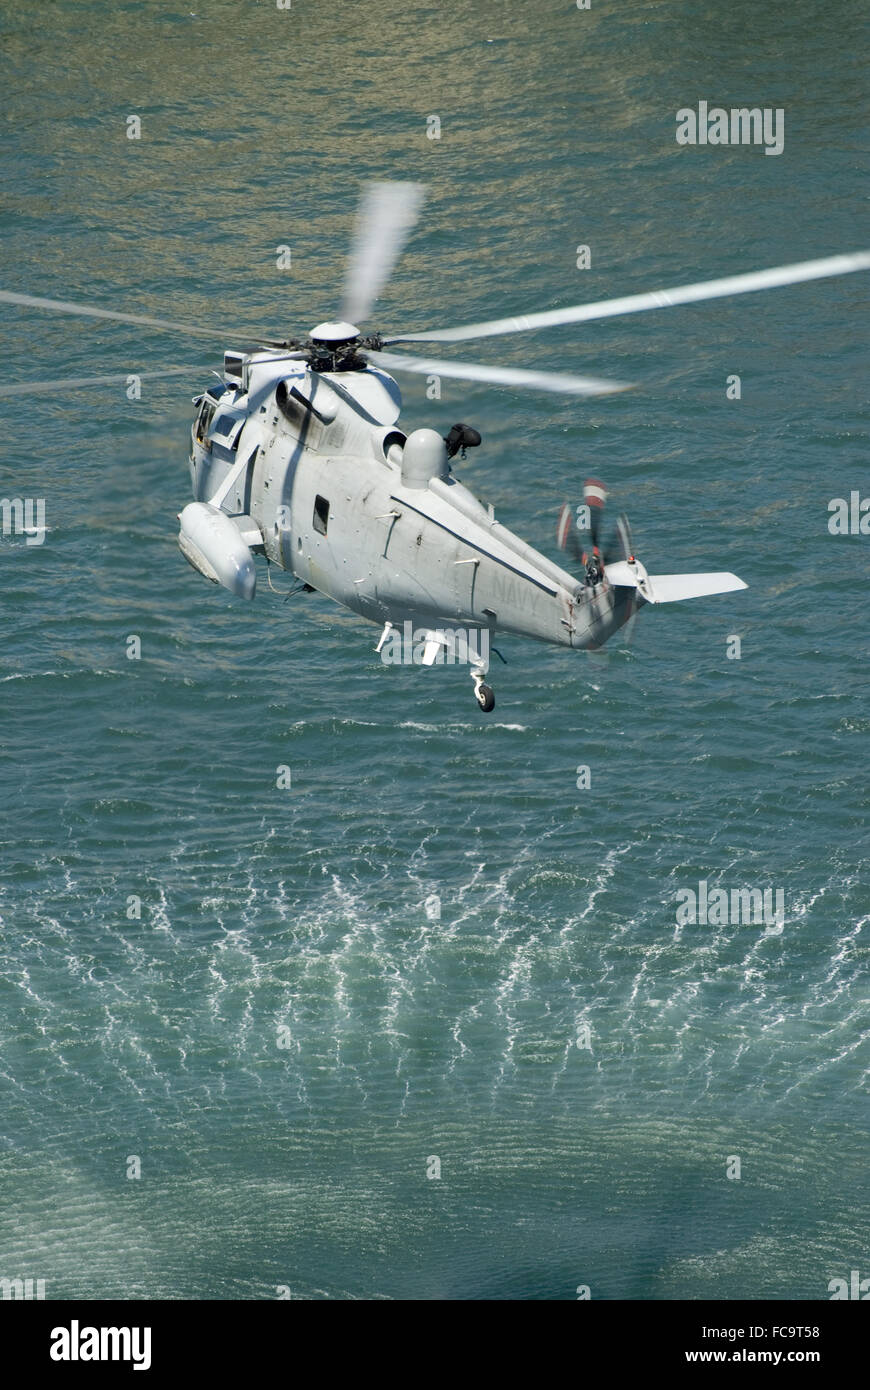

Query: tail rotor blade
[[612, 513, 638, 640], [556, 503, 585, 565], [584, 478, 608, 549], [614, 512, 634, 563]]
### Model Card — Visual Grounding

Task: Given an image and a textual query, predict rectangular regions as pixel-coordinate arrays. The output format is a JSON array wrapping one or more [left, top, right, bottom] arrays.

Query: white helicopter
[[2, 183, 868, 711]]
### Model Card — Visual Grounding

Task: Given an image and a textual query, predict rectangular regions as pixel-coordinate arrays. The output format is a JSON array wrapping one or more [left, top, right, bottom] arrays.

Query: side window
[[212, 413, 243, 446], [313, 495, 330, 536], [195, 399, 216, 445]]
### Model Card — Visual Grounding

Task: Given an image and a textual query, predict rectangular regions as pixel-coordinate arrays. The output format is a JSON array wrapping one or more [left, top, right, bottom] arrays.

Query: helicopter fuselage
[[182, 352, 635, 672]]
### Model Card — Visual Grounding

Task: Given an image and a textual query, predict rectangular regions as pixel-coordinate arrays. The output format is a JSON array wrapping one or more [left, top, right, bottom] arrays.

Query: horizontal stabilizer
[[646, 572, 747, 603], [605, 561, 746, 604]]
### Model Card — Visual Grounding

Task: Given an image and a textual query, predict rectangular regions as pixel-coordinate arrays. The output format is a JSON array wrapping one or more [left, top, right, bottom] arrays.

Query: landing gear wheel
[[474, 682, 495, 713]]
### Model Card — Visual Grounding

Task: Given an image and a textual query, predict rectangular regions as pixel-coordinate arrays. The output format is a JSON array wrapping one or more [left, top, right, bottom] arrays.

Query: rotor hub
[[309, 320, 360, 346]]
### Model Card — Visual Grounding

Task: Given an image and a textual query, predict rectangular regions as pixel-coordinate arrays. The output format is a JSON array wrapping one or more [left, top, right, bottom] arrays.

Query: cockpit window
[[195, 399, 216, 444]]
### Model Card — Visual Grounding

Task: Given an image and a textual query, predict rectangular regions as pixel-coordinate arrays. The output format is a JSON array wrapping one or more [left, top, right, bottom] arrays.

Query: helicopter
[[2, 183, 869, 712]]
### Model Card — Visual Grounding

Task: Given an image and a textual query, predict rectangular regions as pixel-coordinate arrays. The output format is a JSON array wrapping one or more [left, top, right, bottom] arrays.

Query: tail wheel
[[474, 683, 495, 713]]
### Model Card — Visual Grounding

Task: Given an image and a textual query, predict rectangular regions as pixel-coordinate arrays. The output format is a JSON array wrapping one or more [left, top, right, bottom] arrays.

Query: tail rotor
[[557, 478, 639, 645], [584, 477, 607, 554], [557, 477, 627, 579]]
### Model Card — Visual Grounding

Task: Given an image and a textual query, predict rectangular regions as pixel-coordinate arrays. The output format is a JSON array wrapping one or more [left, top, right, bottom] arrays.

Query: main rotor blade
[[0, 349, 311, 398], [0, 365, 215, 397], [340, 181, 425, 326], [370, 349, 632, 397], [385, 249, 870, 345], [0, 289, 278, 343]]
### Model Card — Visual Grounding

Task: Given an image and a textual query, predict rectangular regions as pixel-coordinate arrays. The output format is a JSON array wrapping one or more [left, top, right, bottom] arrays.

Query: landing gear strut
[[472, 669, 495, 713]]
